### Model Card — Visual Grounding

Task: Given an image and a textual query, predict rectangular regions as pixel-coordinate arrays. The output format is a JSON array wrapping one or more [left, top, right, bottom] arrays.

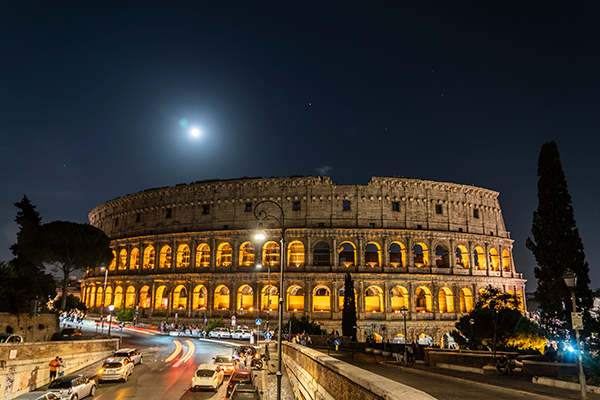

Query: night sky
[[2, 2, 599, 291]]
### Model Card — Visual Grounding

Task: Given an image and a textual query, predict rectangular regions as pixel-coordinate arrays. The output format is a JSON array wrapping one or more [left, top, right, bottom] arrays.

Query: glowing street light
[[190, 127, 200, 137], [107, 305, 115, 339]]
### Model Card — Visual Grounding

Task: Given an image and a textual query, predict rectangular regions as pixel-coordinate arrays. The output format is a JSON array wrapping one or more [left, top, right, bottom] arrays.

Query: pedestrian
[[49, 356, 60, 382], [58, 358, 66, 377]]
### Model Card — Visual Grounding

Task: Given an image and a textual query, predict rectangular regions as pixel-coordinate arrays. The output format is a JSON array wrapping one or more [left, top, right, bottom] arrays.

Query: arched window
[[413, 243, 429, 267], [113, 286, 123, 308], [364, 243, 381, 267], [460, 288, 473, 313], [176, 244, 190, 268], [438, 288, 454, 313], [216, 243, 232, 267], [365, 286, 384, 313], [455, 245, 469, 268], [192, 285, 207, 310], [489, 248, 500, 271], [95, 287, 103, 308], [312, 286, 331, 312], [415, 287, 432, 312], [139, 286, 150, 309], [288, 241, 305, 267], [287, 286, 304, 312], [338, 242, 356, 267], [125, 286, 136, 308], [261, 285, 278, 311], [389, 242, 406, 268], [88, 286, 96, 308], [104, 286, 113, 307], [338, 287, 358, 312], [108, 250, 117, 271], [263, 242, 280, 267], [173, 285, 188, 309], [118, 249, 127, 270], [155, 286, 168, 309], [239, 242, 256, 266], [313, 242, 330, 267], [473, 246, 486, 270], [502, 250, 511, 271], [214, 285, 230, 310], [159, 245, 172, 269], [237, 285, 254, 310], [435, 245, 449, 267], [390, 286, 409, 312], [130, 248, 140, 270], [143, 246, 155, 269], [196, 243, 210, 268]]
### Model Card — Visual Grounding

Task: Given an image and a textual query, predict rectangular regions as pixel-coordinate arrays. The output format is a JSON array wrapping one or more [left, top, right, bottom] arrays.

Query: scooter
[[251, 354, 266, 370]]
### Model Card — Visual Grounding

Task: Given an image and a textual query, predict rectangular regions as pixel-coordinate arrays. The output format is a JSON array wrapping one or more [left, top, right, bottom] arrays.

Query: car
[[191, 364, 224, 392], [58, 328, 82, 340], [231, 329, 252, 340], [0, 333, 24, 343], [213, 355, 235, 375], [225, 369, 254, 398], [47, 374, 96, 399], [113, 348, 142, 365], [208, 327, 231, 339], [13, 392, 60, 400], [97, 357, 134, 382], [230, 384, 261, 400]]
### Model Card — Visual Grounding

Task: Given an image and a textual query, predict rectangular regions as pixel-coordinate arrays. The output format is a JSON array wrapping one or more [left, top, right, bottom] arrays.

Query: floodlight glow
[[190, 128, 200, 137], [255, 233, 266, 240]]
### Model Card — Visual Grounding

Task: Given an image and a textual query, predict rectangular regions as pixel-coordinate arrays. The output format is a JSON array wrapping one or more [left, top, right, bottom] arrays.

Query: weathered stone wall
[[0, 313, 59, 343], [0, 339, 118, 400]]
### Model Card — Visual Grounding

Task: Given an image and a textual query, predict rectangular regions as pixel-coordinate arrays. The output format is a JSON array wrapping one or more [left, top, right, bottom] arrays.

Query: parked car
[[13, 392, 60, 400], [231, 329, 252, 340], [208, 327, 230, 339], [191, 364, 224, 392], [230, 384, 261, 400], [47, 374, 96, 399], [114, 348, 143, 365], [226, 369, 254, 398], [0, 333, 23, 343], [58, 328, 82, 340], [97, 357, 134, 382], [213, 355, 235, 375]]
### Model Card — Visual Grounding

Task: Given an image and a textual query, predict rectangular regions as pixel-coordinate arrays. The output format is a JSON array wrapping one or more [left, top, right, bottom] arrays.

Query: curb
[[533, 376, 600, 394]]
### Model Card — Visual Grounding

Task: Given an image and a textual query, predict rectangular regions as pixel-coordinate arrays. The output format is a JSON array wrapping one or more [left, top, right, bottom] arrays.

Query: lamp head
[[108, 305, 114, 312], [563, 268, 577, 289], [401, 306, 408, 315]]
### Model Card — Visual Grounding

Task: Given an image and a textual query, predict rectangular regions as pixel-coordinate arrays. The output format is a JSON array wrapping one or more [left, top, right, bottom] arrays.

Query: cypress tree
[[342, 273, 357, 339], [526, 141, 592, 335]]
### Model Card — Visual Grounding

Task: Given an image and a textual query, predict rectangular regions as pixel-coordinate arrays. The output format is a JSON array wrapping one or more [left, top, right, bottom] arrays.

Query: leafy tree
[[526, 141, 592, 337], [206, 317, 225, 333], [41, 221, 113, 311], [450, 286, 547, 354], [53, 294, 87, 312], [286, 315, 322, 335], [342, 273, 357, 339], [116, 308, 134, 321]]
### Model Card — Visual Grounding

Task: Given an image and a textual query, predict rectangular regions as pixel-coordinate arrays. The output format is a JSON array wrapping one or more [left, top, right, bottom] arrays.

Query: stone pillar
[[359, 280, 365, 313], [190, 239, 197, 270], [232, 240, 240, 271], [187, 282, 193, 318], [357, 236, 364, 267], [428, 240, 435, 268], [382, 237, 389, 267], [333, 236, 339, 268], [150, 282, 156, 317], [154, 243, 160, 271], [306, 237, 313, 266], [210, 238, 217, 271]]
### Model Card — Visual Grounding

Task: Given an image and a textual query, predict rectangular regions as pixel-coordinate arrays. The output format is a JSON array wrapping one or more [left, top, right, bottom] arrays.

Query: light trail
[[173, 340, 195, 367], [164, 340, 183, 362]]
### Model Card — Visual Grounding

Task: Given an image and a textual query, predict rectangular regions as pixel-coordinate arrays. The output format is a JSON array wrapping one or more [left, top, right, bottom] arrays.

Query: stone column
[[187, 282, 193, 318], [150, 282, 156, 317], [357, 236, 364, 267], [407, 238, 415, 268], [382, 237, 389, 267], [210, 238, 217, 271], [333, 236, 339, 268], [306, 237, 313, 266], [190, 239, 197, 270]]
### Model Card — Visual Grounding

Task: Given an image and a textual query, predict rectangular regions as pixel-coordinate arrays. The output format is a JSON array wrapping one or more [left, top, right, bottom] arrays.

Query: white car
[[231, 329, 252, 340], [191, 364, 224, 392], [47, 374, 96, 399], [208, 327, 231, 339], [13, 392, 60, 400], [114, 348, 143, 365], [97, 357, 134, 382], [212, 354, 235, 375]]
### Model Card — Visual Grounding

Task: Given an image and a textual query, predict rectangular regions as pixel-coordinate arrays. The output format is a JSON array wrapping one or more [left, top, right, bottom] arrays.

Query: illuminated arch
[[129, 248, 140, 270], [338, 287, 358, 312], [173, 285, 188, 309], [139, 285, 151, 309], [214, 285, 230, 310], [312, 285, 331, 312], [143, 245, 155, 269], [176, 244, 190, 268], [338, 242, 356, 267], [489, 248, 500, 271], [196, 243, 210, 268], [415, 286, 432, 312], [435, 245, 449, 267], [287, 241, 305, 267], [159, 245, 172, 269], [118, 249, 127, 270], [261, 285, 278, 311], [108, 250, 117, 271], [88, 286, 96, 308], [113, 286, 123, 308], [192, 285, 207, 310], [237, 285, 254, 311], [262, 241, 280, 267], [502, 250, 511, 271], [313, 242, 330, 267], [389, 242, 406, 268], [473, 246, 486, 270], [104, 286, 113, 307], [438, 287, 454, 313], [365, 242, 381, 267], [239, 242, 256, 267], [125, 286, 136, 308], [365, 285, 384, 313], [155, 285, 168, 309], [460, 288, 473, 313], [287, 285, 304, 312], [413, 243, 429, 267], [216, 243, 232, 267], [390, 286, 409, 312], [455, 245, 469, 269]]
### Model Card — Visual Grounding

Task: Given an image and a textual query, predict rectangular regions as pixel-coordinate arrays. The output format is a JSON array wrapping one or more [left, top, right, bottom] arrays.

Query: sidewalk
[[259, 342, 295, 400]]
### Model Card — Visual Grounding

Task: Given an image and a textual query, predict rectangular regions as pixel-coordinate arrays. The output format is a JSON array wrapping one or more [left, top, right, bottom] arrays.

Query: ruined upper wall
[[88, 176, 508, 239]]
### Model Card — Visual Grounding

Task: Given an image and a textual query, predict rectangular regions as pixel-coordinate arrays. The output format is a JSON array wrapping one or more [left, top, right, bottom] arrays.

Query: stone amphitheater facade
[[82, 175, 526, 344]]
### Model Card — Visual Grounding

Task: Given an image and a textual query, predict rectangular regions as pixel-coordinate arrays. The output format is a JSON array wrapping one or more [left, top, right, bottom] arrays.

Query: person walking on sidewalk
[[57, 358, 66, 378], [49, 356, 60, 382]]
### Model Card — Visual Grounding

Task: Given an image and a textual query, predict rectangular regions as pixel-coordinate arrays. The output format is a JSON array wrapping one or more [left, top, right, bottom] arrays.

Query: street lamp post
[[256, 257, 271, 361], [107, 305, 115, 339], [401, 306, 408, 366], [254, 200, 286, 400], [563, 269, 588, 400], [469, 318, 475, 349], [96, 265, 108, 337]]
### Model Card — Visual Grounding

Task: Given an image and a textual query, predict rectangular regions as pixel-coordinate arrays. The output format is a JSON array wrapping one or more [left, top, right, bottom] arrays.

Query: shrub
[[206, 317, 225, 333], [116, 308, 134, 321]]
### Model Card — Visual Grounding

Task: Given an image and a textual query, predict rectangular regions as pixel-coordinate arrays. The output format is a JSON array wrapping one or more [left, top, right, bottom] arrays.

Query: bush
[[206, 317, 225, 333], [116, 308, 134, 321]]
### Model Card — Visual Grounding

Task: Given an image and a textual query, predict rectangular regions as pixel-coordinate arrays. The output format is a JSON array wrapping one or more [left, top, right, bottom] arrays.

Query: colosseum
[[82, 175, 526, 345]]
